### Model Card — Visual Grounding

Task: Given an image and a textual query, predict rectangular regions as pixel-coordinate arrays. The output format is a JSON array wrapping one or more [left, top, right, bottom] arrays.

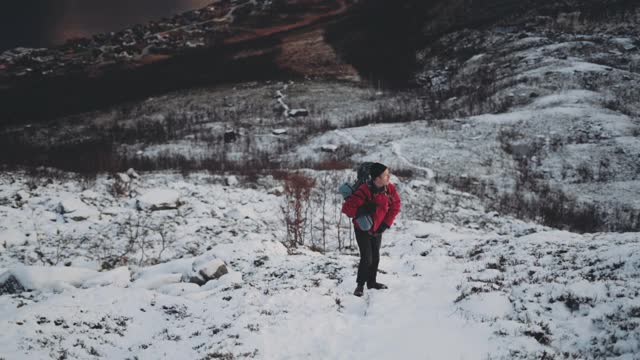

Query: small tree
[[313, 172, 337, 253], [281, 173, 315, 248]]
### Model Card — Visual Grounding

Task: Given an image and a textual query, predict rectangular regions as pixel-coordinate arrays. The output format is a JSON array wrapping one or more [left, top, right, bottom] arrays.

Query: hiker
[[342, 162, 401, 297]]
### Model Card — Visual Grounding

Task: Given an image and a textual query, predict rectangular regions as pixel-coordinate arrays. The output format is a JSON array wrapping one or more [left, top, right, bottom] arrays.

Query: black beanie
[[369, 162, 388, 179]]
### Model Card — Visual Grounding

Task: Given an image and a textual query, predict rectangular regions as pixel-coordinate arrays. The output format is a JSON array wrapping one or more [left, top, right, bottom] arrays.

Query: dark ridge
[[0, 38, 291, 126]]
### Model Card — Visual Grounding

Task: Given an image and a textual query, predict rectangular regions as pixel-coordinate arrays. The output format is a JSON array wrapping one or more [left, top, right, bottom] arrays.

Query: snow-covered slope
[[0, 170, 638, 359]]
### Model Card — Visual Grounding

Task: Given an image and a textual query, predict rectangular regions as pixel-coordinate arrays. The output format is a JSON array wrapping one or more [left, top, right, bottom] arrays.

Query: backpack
[[338, 162, 374, 200], [338, 162, 375, 231]]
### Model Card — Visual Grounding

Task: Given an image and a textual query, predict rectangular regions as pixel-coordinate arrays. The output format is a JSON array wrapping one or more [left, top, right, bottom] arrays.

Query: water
[[0, 0, 212, 52]]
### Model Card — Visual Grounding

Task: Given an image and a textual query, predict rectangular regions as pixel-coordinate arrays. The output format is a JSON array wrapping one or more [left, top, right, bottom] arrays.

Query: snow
[[523, 60, 611, 76], [459, 292, 513, 320], [0, 228, 27, 248], [131, 273, 183, 290], [0, 168, 638, 358], [0, 265, 97, 292], [81, 266, 130, 288]]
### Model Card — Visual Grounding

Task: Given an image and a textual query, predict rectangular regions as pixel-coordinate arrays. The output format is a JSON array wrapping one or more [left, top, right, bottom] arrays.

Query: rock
[[225, 176, 239, 187], [14, 190, 30, 203], [136, 189, 181, 211], [0, 229, 27, 248], [80, 190, 100, 200], [102, 206, 131, 217], [0, 274, 25, 295], [224, 130, 238, 143], [190, 259, 228, 285], [126, 168, 140, 179], [116, 173, 131, 183], [287, 109, 309, 117], [58, 198, 99, 221], [320, 144, 339, 153], [224, 207, 255, 220], [267, 186, 284, 196]]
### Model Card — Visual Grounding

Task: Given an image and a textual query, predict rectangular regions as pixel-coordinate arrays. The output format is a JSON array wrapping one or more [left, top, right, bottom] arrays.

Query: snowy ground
[[1, 170, 639, 359]]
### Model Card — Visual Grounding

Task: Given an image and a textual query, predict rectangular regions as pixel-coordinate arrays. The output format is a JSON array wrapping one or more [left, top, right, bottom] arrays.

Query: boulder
[[320, 144, 339, 153], [136, 189, 181, 211], [0, 274, 25, 295], [116, 173, 131, 183], [224, 130, 238, 143], [224, 207, 255, 220], [225, 176, 239, 187], [126, 168, 140, 179], [287, 109, 309, 117], [58, 198, 99, 221], [14, 190, 30, 203], [267, 186, 284, 196], [189, 259, 228, 285], [80, 190, 100, 200]]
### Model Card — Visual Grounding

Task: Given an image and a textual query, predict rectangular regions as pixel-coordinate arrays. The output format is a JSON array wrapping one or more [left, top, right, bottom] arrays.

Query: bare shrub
[[281, 173, 316, 248], [312, 171, 342, 253]]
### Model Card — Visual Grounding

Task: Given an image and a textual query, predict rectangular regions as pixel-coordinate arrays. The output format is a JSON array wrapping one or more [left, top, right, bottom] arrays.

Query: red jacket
[[342, 182, 401, 233]]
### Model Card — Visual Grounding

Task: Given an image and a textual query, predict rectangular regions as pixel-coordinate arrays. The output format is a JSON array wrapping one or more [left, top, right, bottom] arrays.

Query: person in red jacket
[[342, 162, 401, 297]]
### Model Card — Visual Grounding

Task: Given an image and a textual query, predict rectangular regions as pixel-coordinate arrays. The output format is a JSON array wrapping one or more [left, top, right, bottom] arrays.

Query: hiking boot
[[367, 282, 388, 290], [353, 284, 364, 297]]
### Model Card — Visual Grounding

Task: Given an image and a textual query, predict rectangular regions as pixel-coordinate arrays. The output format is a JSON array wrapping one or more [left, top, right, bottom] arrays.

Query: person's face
[[375, 168, 390, 186]]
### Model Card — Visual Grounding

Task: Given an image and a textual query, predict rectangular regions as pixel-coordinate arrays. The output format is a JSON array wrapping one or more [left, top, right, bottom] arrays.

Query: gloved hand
[[375, 223, 390, 234]]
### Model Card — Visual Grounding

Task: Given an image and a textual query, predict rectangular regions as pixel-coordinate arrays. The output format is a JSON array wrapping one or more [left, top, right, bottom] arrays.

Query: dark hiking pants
[[355, 227, 382, 286]]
